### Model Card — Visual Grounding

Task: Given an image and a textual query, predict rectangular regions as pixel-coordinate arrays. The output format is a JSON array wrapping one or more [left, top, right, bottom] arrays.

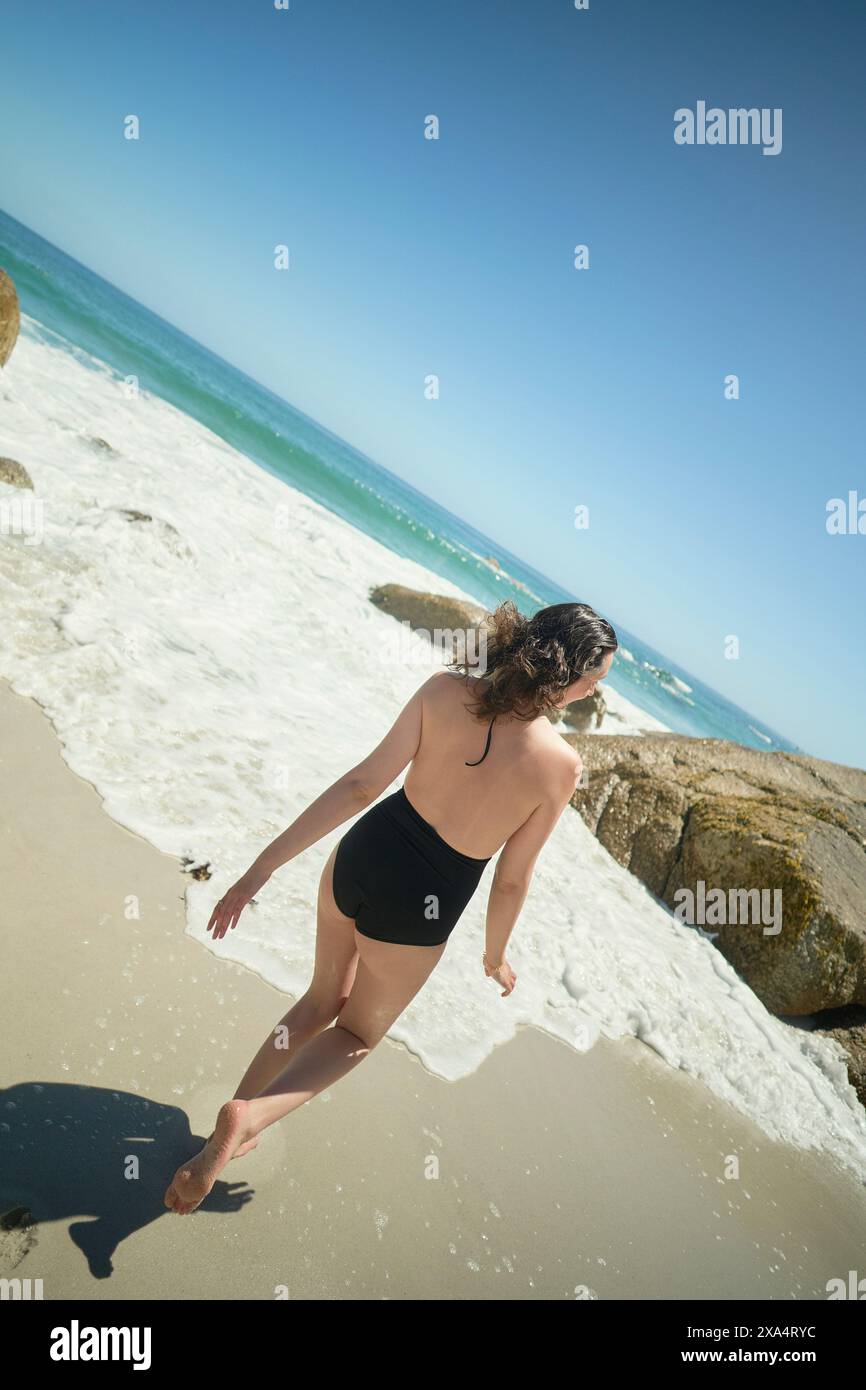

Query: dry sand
[[1, 678, 864, 1299]]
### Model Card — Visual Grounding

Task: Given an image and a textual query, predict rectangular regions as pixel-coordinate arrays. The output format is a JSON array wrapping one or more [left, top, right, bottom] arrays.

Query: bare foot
[[164, 1100, 253, 1214], [203, 1127, 259, 1159]]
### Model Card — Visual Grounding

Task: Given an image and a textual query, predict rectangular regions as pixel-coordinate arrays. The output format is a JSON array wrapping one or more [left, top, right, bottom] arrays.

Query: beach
[[2, 677, 865, 1299], [2, 249, 866, 1301], [1, 320, 857, 1125]]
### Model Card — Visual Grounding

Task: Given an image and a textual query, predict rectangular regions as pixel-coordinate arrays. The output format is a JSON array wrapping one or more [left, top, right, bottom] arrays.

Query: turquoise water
[[0, 206, 799, 753]]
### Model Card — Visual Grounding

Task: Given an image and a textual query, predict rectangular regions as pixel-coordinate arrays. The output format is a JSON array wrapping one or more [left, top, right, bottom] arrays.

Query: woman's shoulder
[[526, 714, 583, 788], [422, 668, 476, 700]]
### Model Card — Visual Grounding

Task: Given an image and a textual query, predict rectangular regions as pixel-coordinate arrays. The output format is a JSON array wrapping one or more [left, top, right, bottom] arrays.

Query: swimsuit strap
[[465, 715, 496, 766]]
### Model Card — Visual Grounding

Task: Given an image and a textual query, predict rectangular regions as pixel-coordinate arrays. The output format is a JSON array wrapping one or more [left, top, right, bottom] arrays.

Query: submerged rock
[[0, 457, 33, 489], [111, 507, 180, 538], [181, 857, 213, 882], [564, 733, 866, 1015]]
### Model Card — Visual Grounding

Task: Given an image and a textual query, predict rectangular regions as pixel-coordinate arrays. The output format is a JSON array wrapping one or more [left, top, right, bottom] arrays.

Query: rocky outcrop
[[0, 269, 20, 367], [564, 733, 866, 1015], [555, 689, 606, 732], [0, 458, 33, 490]]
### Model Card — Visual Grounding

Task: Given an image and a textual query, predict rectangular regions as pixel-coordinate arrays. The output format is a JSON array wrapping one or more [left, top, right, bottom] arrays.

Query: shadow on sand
[[0, 1081, 254, 1280]]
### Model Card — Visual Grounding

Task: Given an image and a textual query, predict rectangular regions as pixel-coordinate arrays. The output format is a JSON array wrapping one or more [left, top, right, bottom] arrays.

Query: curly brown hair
[[447, 599, 618, 722]]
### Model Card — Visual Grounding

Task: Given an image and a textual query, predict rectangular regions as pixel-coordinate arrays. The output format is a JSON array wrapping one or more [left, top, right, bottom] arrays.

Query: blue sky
[[1, 0, 864, 765]]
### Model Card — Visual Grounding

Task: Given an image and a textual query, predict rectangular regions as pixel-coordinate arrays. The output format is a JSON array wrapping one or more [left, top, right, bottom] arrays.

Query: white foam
[[3, 322, 865, 1178], [749, 724, 774, 746]]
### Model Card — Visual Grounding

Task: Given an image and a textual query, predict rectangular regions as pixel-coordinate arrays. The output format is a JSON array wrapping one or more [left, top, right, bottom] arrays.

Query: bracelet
[[482, 951, 504, 971]]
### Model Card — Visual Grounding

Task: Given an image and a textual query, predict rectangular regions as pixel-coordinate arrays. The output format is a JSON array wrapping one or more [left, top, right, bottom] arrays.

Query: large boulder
[[369, 583, 488, 663], [0, 269, 20, 367], [369, 582, 487, 632], [564, 733, 866, 1015]]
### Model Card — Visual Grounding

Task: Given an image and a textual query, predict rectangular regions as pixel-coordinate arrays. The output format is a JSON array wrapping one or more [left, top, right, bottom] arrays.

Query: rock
[[564, 733, 866, 1015], [89, 437, 117, 453], [554, 689, 607, 732], [0, 457, 33, 489], [369, 583, 488, 656], [110, 507, 180, 539], [181, 857, 213, 881], [0, 269, 20, 366], [0, 1205, 38, 1269], [814, 1005, 866, 1108]]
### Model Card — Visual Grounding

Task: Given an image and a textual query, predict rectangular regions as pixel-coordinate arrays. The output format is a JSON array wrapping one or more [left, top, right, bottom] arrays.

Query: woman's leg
[[164, 929, 446, 1213], [201, 843, 360, 1161], [231, 844, 361, 1102], [239, 931, 446, 1131]]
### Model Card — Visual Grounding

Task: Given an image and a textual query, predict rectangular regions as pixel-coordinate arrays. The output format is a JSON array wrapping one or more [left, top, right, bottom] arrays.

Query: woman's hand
[[483, 954, 517, 997], [207, 864, 271, 940]]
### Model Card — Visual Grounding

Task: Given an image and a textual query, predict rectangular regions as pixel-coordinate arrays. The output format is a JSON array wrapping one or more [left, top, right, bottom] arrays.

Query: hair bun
[[448, 598, 618, 723]]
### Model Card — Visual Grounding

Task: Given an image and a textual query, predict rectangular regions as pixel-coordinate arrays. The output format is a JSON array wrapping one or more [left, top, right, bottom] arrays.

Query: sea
[[3, 207, 864, 1176]]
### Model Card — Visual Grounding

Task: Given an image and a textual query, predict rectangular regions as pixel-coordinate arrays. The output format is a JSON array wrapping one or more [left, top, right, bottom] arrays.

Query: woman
[[164, 599, 617, 1213]]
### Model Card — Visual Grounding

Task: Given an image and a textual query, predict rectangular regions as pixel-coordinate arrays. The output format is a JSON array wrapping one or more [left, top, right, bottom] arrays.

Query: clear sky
[[1, 0, 864, 765]]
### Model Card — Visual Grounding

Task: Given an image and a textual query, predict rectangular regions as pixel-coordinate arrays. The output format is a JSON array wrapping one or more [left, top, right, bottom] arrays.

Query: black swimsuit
[[332, 717, 496, 947]]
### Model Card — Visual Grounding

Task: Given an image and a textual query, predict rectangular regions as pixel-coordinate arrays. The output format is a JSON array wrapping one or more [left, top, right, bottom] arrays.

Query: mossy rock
[[677, 795, 864, 1013], [565, 734, 866, 1014]]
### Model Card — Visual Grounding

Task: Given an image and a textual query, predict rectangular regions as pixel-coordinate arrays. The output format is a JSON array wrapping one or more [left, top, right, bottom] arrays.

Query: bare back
[[403, 671, 579, 863]]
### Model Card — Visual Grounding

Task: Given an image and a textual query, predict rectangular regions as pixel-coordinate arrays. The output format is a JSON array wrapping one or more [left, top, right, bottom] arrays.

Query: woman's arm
[[483, 752, 581, 995], [207, 676, 433, 939], [252, 773, 369, 882]]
